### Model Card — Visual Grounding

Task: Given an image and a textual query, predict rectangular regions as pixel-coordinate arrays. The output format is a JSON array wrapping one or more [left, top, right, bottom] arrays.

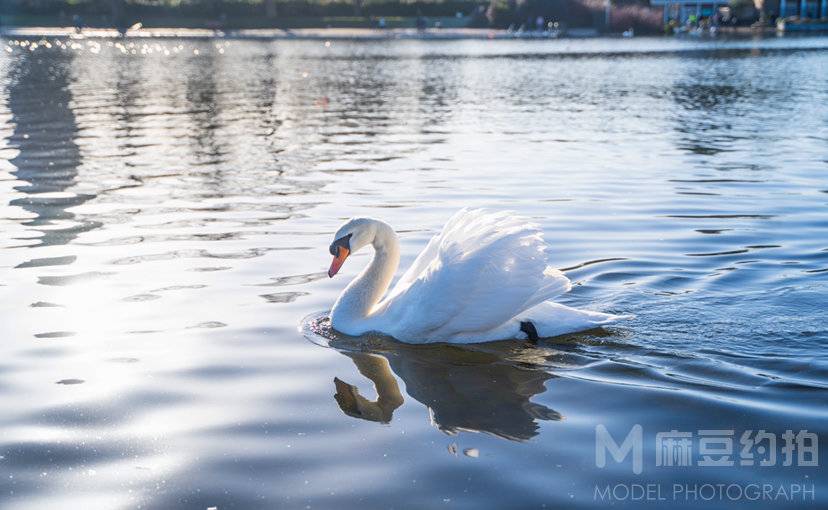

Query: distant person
[[378, 17, 386, 29], [535, 16, 544, 31], [72, 14, 84, 34], [416, 15, 427, 32]]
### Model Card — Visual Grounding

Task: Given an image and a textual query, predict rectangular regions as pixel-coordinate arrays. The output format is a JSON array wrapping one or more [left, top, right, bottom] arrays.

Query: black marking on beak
[[329, 233, 352, 256]]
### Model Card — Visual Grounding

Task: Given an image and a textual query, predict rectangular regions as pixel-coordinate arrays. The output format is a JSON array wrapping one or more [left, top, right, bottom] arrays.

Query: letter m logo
[[596, 424, 643, 474]]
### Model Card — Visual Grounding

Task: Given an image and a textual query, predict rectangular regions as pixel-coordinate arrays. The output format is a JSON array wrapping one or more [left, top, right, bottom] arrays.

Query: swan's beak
[[328, 246, 350, 278]]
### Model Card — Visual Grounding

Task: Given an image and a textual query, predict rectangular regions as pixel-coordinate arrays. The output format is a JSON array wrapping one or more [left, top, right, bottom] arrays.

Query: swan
[[326, 208, 626, 344]]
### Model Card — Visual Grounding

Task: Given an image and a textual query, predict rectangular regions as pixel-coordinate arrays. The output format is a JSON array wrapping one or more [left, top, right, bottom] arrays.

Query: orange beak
[[328, 245, 350, 277]]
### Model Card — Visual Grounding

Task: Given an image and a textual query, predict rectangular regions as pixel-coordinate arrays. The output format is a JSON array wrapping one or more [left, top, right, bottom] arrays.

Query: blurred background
[[1, 0, 826, 36]]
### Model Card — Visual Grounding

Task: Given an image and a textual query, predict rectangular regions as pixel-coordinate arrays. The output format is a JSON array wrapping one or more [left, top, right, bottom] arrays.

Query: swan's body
[[327, 209, 625, 344]]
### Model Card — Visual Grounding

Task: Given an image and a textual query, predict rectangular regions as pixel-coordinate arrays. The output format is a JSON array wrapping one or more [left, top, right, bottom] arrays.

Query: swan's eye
[[329, 233, 352, 256]]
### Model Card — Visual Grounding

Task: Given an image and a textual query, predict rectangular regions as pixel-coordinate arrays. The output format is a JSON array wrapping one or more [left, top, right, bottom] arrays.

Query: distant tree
[[111, 0, 126, 31], [265, 0, 277, 19], [729, 0, 760, 23]]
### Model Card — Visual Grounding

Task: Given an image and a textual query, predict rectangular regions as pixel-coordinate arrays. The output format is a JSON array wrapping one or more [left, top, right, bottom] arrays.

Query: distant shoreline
[[1, 25, 809, 41], [1, 26, 586, 40]]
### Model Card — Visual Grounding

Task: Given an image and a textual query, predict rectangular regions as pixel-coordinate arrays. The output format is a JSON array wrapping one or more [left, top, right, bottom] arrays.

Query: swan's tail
[[518, 301, 632, 339]]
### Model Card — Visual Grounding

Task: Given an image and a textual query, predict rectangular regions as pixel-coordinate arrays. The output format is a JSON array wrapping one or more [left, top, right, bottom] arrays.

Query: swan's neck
[[331, 221, 399, 329]]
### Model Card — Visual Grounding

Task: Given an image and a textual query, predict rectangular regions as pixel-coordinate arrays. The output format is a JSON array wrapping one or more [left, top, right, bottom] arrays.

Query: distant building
[[650, 0, 827, 23], [777, 0, 827, 17], [649, 0, 724, 23]]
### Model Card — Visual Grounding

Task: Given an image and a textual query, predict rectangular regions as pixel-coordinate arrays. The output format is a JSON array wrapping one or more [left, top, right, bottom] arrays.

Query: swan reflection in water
[[330, 338, 562, 442]]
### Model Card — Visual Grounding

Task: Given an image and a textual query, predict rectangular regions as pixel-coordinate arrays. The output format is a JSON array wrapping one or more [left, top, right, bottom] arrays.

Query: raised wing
[[378, 209, 571, 341], [385, 208, 471, 300]]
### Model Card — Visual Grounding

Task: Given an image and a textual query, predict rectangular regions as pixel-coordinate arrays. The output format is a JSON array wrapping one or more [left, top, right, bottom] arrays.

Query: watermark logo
[[596, 424, 643, 474], [655, 430, 692, 467], [594, 483, 816, 502], [595, 425, 818, 473]]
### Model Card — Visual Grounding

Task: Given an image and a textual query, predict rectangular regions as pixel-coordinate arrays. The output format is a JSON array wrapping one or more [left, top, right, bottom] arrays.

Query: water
[[1, 35, 827, 509]]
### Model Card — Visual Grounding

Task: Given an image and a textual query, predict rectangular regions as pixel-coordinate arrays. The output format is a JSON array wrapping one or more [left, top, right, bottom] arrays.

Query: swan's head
[[328, 218, 376, 278]]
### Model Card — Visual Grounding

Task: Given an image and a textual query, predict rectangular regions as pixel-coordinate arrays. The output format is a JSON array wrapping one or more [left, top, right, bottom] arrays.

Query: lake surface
[[1, 35, 827, 509]]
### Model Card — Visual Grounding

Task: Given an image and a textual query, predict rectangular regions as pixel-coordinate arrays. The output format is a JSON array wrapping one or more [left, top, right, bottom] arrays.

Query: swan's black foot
[[520, 321, 539, 345]]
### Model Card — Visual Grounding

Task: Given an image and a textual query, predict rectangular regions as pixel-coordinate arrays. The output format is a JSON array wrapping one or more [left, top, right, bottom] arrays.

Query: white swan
[[327, 209, 626, 344]]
